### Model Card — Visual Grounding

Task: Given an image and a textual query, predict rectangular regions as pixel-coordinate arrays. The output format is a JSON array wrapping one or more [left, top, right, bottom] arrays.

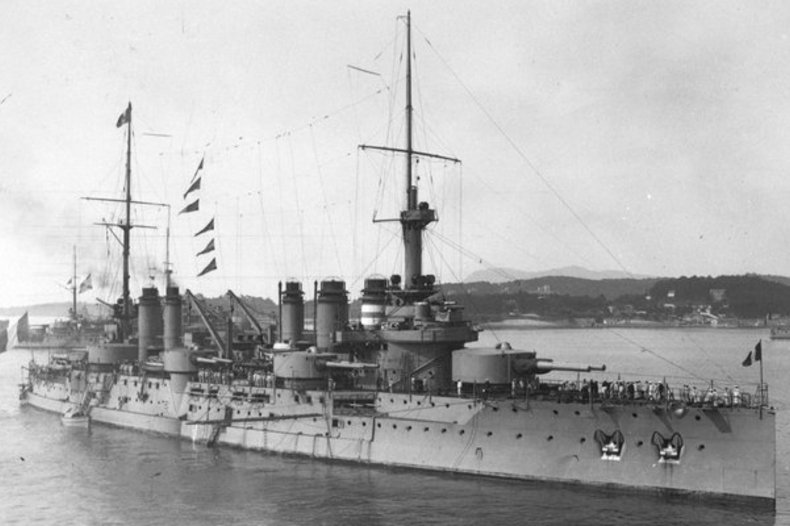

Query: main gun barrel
[[513, 357, 606, 376], [534, 362, 606, 373]]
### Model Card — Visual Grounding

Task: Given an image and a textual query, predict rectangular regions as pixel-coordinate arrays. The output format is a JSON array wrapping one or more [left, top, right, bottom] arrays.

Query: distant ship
[[12, 248, 106, 352], [20, 13, 775, 507]]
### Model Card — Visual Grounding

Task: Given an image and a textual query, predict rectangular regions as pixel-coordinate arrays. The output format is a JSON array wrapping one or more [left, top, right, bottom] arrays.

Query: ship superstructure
[[20, 12, 775, 506]]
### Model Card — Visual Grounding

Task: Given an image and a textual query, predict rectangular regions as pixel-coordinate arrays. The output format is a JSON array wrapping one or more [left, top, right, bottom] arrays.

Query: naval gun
[[511, 353, 606, 376], [452, 344, 605, 385]]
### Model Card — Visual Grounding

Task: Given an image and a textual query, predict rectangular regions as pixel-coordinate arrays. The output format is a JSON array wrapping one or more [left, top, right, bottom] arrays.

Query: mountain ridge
[[464, 266, 654, 283]]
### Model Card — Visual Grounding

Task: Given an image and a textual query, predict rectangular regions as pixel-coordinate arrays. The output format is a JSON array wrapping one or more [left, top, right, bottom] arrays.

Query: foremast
[[361, 11, 459, 303], [401, 10, 433, 298]]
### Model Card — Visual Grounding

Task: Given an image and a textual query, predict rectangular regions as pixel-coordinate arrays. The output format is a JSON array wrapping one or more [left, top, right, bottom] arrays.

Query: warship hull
[[22, 377, 775, 505], [184, 391, 775, 504]]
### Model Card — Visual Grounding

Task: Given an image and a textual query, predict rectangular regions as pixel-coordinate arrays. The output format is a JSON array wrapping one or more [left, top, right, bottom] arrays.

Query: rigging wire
[[309, 124, 343, 274], [286, 134, 308, 279], [607, 329, 707, 382], [274, 138, 287, 272], [678, 332, 736, 384], [257, 142, 281, 279], [417, 28, 634, 278]]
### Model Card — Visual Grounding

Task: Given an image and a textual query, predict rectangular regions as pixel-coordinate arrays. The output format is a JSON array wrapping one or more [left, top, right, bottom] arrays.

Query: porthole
[[460, 430, 466, 435], [637, 440, 644, 447], [486, 431, 493, 437], [547, 435, 554, 441], [574, 410, 580, 416], [632, 413, 638, 418], [580, 437, 586, 443], [698, 444, 705, 451], [553, 409, 558, 415], [424, 427, 430, 432], [516, 433, 523, 439]]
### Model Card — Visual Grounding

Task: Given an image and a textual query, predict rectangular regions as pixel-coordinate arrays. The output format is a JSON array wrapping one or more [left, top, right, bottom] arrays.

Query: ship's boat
[[769, 326, 790, 340], [20, 12, 775, 507]]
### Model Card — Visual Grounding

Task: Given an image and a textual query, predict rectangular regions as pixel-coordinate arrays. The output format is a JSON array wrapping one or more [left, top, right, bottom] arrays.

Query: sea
[[0, 324, 787, 525]]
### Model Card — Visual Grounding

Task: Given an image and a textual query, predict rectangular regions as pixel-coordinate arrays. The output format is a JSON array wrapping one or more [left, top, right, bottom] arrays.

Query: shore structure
[[20, 12, 775, 506]]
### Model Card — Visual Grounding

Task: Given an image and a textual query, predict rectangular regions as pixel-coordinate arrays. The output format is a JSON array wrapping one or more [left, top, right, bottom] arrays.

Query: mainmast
[[82, 102, 167, 341], [121, 102, 132, 339]]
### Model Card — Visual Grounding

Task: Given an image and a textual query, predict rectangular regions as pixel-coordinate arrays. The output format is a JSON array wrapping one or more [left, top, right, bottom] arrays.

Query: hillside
[[444, 276, 659, 300], [464, 266, 652, 283], [4, 274, 790, 323]]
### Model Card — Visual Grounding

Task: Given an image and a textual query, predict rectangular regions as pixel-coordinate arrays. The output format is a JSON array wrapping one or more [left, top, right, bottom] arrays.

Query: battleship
[[20, 12, 775, 506]]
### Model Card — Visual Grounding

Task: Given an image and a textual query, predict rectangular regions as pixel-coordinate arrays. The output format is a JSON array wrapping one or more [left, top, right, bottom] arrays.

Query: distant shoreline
[[481, 318, 769, 330]]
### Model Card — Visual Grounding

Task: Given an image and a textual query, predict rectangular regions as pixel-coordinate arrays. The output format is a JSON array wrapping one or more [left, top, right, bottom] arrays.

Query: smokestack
[[316, 280, 348, 351], [280, 281, 304, 344], [138, 287, 161, 363], [163, 286, 182, 351]]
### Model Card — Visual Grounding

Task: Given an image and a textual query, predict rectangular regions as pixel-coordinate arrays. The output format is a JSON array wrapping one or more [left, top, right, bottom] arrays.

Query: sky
[[1, 0, 790, 308]]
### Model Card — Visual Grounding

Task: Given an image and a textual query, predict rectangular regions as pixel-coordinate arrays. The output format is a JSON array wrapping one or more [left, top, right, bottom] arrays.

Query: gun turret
[[452, 346, 606, 385]]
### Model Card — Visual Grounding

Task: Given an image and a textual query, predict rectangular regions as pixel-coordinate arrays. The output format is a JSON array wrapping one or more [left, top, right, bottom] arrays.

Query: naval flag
[[195, 217, 214, 237], [183, 177, 201, 199], [742, 340, 763, 367], [116, 103, 131, 128], [191, 157, 204, 182], [78, 274, 93, 294], [179, 199, 199, 214], [196, 239, 215, 256], [197, 258, 217, 277]]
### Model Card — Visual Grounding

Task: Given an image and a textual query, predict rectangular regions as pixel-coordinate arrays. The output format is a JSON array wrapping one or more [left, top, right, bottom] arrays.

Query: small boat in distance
[[770, 326, 790, 340]]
